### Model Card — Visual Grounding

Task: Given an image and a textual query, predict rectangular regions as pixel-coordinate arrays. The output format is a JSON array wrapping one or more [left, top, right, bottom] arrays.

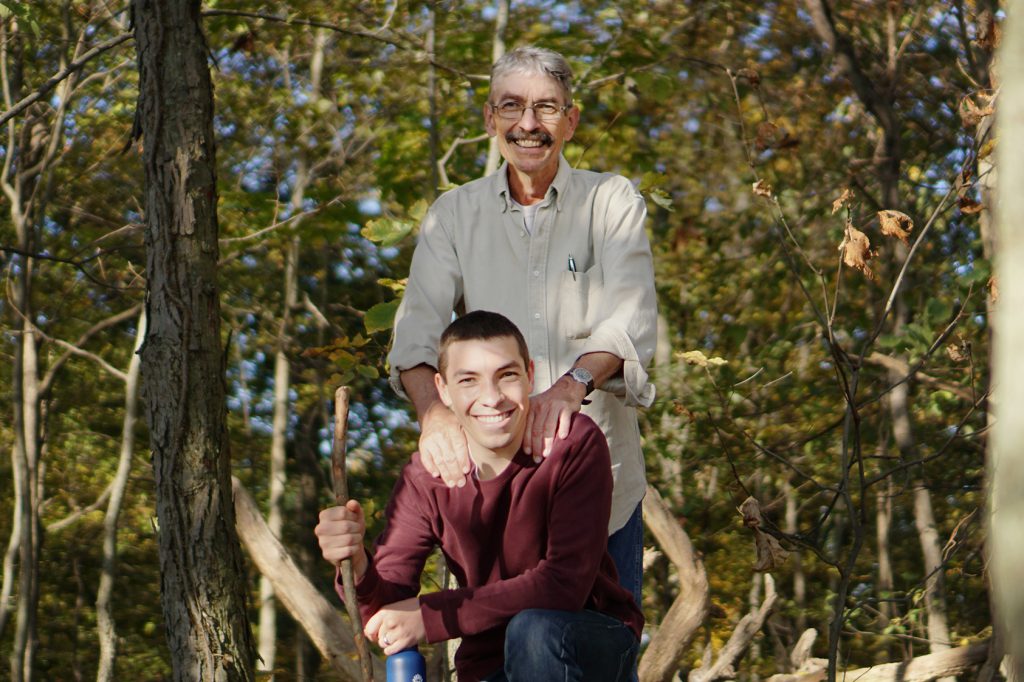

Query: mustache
[[506, 130, 553, 145]]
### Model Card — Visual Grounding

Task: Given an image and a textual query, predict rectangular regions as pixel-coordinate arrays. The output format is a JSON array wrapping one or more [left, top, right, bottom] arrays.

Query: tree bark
[[990, 0, 1024, 676], [132, 0, 256, 678], [96, 311, 145, 682]]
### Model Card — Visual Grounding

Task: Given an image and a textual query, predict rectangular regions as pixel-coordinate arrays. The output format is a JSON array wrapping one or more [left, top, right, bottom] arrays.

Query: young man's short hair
[[437, 310, 530, 377]]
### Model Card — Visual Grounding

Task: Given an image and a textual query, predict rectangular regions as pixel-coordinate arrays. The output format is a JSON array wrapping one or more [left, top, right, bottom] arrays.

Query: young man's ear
[[527, 359, 535, 393], [434, 371, 453, 407]]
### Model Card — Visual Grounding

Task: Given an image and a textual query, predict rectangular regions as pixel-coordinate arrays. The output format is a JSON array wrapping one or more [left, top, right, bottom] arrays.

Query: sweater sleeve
[[418, 417, 613, 641], [340, 462, 438, 623]]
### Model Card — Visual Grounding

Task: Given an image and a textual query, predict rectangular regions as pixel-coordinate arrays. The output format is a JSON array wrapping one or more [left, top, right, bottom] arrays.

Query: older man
[[388, 46, 657, 604]]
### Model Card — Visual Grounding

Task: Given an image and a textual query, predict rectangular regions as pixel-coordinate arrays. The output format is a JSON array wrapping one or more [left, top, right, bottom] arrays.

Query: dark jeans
[[606, 502, 644, 608], [483, 609, 639, 682]]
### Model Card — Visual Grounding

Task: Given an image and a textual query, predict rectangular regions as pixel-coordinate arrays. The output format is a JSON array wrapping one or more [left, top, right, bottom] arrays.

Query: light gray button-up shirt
[[388, 156, 657, 532]]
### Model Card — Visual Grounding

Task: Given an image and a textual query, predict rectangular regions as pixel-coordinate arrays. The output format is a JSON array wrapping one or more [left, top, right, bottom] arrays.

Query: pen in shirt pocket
[[567, 254, 576, 281]]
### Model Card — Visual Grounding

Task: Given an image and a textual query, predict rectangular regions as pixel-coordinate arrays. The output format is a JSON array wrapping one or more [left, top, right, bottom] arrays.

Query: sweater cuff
[[419, 591, 458, 643]]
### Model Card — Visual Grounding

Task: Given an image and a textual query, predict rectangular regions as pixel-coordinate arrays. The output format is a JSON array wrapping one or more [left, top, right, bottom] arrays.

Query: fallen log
[[639, 485, 711, 682], [765, 639, 989, 682], [232, 476, 386, 681]]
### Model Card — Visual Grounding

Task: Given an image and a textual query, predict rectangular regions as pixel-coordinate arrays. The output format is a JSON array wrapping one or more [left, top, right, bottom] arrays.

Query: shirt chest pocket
[[557, 266, 603, 340]]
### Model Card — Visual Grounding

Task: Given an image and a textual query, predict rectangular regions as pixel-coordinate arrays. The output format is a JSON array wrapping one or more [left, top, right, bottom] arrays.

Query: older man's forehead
[[490, 71, 564, 101]]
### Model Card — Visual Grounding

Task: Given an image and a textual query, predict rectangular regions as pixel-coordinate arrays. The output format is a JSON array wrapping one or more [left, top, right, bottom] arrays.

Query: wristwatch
[[564, 367, 595, 396]]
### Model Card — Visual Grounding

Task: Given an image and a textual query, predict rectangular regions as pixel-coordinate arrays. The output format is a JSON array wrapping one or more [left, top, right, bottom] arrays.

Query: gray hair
[[490, 46, 574, 105]]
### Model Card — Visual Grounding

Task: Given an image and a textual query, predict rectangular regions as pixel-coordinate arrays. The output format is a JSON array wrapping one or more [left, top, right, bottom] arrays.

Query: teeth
[[475, 413, 509, 423], [515, 139, 543, 148]]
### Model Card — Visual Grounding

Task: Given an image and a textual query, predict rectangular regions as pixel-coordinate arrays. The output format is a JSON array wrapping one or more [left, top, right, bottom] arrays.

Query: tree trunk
[[784, 481, 806, 634], [259, 235, 297, 676], [875, 474, 895, 624], [483, 0, 509, 176], [96, 311, 145, 682], [990, 1, 1024, 676], [257, 30, 326, 675], [132, 0, 256, 679], [912, 480, 952, 656]]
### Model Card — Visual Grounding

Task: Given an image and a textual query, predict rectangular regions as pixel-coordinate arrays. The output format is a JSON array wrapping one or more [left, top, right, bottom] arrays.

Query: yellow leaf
[[676, 350, 728, 367]]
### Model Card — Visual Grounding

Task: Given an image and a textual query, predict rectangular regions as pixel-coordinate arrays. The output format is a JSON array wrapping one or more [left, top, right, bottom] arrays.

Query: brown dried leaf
[[955, 167, 973, 196], [946, 343, 967, 363], [735, 68, 761, 87], [753, 179, 773, 198], [753, 530, 791, 572], [832, 188, 855, 214], [755, 121, 780, 151], [959, 95, 995, 127], [739, 497, 790, 572], [878, 209, 914, 245], [989, 275, 999, 303], [959, 196, 984, 215], [740, 497, 763, 528], [977, 10, 1001, 50], [840, 223, 876, 279]]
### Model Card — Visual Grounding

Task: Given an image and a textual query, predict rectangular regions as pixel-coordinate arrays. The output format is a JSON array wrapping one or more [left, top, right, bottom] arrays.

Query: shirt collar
[[494, 155, 571, 213]]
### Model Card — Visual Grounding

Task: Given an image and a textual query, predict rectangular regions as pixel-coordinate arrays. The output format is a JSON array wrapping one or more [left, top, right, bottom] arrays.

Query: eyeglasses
[[489, 101, 572, 123]]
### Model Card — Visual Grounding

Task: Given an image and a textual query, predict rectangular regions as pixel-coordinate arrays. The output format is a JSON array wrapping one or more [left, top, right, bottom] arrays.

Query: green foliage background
[[0, 0, 997, 678]]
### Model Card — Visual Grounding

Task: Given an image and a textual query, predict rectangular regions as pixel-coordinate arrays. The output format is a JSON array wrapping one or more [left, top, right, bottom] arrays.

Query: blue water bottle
[[387, 647, 427, 682]]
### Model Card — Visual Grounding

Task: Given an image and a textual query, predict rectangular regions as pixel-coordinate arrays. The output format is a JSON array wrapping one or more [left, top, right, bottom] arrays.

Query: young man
[[317, 311, 642, 681]]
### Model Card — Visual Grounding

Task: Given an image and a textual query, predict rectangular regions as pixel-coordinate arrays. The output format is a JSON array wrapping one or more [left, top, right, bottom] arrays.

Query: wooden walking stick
[[331, 386, 375, 682]]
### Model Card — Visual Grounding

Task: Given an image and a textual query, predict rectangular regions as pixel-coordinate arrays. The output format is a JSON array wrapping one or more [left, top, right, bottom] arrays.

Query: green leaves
[[361, 216, 415, 247], [364, 299, 399, 335], [361, 199, 428, 247], [638, 171, 674, 212], [0, 1, 40, 37]]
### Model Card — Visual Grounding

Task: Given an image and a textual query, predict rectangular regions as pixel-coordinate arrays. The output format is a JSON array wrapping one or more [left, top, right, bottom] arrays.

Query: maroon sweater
[[346, 413, 643, 681]]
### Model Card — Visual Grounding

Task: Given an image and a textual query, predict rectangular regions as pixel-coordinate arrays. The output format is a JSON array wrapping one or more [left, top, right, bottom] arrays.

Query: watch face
[[570, 368, 593, 383], [569, 368, 594, 392]]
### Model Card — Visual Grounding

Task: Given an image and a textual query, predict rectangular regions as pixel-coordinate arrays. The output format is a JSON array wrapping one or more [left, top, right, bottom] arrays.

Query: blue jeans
[[483, 609, 639, 682], [606, 503, 643, 608]]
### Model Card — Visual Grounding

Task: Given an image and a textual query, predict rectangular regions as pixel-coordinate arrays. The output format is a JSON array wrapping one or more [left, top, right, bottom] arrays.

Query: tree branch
[[0, 32, 133, 127], [37, 304, 143, 396]]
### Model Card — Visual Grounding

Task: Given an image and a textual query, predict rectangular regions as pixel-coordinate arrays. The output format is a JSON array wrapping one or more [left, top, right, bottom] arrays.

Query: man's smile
[[473, 410, 515, 425], [507, 131, 552, 149]]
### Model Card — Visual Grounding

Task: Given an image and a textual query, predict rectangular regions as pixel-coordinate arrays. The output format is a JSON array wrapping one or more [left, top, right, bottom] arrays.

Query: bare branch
[[37, 304, 143, 395], [863, 352, 974, 403], [436, 133, 489, 188], [689, 574, 779, 682], [47, 482, 113, 533], [0, 32, 133, 128], [202, 10, 486, 83]]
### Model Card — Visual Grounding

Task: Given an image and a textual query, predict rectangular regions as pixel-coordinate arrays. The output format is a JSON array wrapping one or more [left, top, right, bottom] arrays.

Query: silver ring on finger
[[381, 633, 391, 646]]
